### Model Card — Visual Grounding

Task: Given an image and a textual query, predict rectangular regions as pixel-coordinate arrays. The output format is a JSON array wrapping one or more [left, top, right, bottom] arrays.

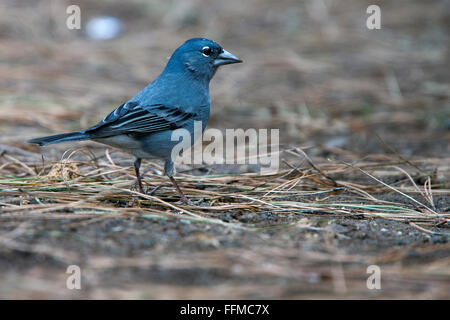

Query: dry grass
[[0, 144, 448, 230]]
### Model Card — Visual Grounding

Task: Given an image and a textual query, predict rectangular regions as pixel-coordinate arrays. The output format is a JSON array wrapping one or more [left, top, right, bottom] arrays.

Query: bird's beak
[[214, 49, 242, 66]]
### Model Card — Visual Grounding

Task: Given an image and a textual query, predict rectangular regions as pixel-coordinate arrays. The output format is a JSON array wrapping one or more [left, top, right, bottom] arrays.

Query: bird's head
[[164, 38, 242, 81]]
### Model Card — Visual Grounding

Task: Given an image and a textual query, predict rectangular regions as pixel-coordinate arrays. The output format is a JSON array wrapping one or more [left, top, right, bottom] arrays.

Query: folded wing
[[84, 102, 198, 138]]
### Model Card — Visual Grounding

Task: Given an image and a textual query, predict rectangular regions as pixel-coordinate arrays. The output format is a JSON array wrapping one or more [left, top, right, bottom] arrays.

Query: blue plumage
[[27, 38, 242, 204]]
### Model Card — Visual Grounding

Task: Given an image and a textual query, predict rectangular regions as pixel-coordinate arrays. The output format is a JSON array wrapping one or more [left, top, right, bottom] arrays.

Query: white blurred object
[[85, 16, 123, 40]]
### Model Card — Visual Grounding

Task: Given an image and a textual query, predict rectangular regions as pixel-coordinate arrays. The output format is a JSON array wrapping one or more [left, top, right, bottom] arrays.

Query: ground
[[0, 0, 449, 298]]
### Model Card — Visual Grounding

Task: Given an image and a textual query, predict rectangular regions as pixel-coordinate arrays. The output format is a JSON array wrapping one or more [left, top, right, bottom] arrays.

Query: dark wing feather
[[84, 102, 197, 138]]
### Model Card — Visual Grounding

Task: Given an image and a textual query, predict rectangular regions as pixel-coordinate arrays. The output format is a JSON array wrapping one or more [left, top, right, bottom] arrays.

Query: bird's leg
[[133, 157, 144, 194], [165, 159, 193, 205], [133, 158, 161, 195], [169, 176, 194, 206]]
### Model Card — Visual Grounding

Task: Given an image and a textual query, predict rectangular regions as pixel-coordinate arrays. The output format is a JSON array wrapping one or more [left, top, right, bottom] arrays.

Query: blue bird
[[28, 38, 242, 204]]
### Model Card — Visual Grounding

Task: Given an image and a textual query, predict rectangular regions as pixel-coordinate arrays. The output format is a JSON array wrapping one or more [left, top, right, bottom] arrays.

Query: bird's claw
[[137, 184, 161, 196], [174, 196, 195, 206], [144, 185, 162, 196]]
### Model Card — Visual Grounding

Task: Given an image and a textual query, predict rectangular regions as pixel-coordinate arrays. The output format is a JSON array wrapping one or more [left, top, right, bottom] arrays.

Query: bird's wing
[[84, 102, 198, 138]]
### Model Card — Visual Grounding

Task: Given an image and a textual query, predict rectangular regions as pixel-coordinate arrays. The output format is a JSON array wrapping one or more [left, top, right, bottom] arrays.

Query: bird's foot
[[174, 195, 195, 206], [146, 185, 161, 196], [135, 183, 161, 196], [133, 175, 161, 196]]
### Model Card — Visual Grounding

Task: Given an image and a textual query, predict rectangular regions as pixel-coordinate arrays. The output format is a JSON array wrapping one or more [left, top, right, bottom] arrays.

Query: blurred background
[[0, 0, 449, 299], [1, 0, 448, 158]]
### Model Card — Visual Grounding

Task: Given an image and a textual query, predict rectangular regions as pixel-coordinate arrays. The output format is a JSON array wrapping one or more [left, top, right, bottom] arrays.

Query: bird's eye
[[201, 46, 212, 57]]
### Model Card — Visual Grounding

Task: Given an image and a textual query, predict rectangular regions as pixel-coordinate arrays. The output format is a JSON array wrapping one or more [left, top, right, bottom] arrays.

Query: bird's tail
[[27, 131, 90, 146]]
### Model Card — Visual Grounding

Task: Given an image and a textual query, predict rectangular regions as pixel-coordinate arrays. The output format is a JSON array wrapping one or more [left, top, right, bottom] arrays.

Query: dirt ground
[[0, 0, 449, 299]]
